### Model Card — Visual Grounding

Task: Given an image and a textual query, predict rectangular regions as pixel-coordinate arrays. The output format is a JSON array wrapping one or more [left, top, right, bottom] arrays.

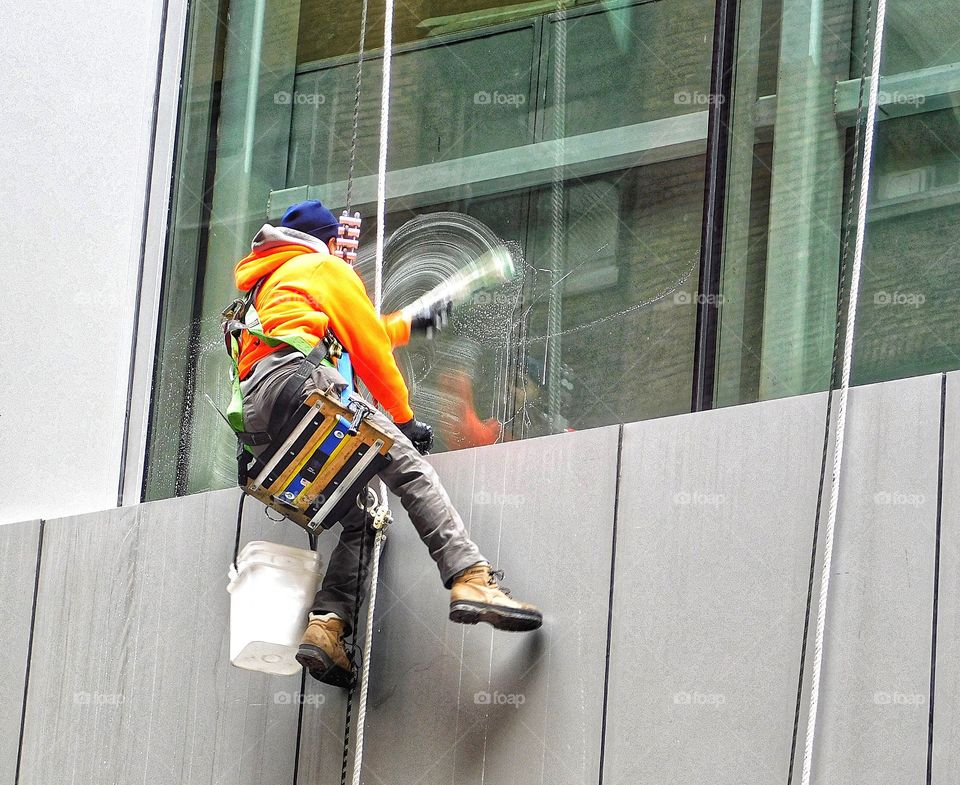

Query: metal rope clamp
[[334, 211, 362, 263], [242, 391, 394, 533], [359, 486, 393, 534]]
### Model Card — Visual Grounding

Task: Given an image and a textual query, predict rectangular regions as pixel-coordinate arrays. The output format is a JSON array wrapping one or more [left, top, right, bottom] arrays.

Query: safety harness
[[221, 278, 333, 449], [220, 217, 394, 534]]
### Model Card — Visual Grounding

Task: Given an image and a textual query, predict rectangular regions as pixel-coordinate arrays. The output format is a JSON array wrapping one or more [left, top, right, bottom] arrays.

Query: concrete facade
[[808, 375, 941, 784], [0, 0, 187, 524], [606, 391, 829, 784], [17, 491, 305, 784], [1, 372, 955, 784]]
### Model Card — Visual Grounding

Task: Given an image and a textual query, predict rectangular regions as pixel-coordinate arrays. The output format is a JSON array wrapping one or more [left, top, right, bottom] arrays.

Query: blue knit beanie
[[280, 199, 339, 243]]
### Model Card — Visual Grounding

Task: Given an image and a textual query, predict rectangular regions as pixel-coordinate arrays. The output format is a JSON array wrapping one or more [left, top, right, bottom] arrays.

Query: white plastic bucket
[[227, 540, 323, 675]]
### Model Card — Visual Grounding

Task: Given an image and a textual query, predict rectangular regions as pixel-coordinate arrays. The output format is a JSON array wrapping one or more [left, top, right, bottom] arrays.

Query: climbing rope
[[786, 0, 874, 778], [336, 1, 395, 783], [798, 2, 887, 783], [338, 498, 369, 785], [344, 0, 369, 214], [334, 2, 371, 774], [351, 499, 391, 785], [347, 0, 396, 774], [544, 2, 567, 431], [372, 0, 395, 312]]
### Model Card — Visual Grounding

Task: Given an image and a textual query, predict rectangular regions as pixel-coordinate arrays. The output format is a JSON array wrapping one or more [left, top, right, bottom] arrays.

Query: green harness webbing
[[221, 281, 334, 449]]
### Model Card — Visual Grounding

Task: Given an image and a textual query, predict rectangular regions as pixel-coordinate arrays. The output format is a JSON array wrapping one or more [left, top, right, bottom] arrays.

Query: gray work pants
[[241, 350, 485, 633]]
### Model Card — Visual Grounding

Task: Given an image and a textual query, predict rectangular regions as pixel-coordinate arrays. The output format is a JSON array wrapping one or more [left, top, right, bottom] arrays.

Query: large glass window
[[853, 0, 960, 385], [145, 0, 960, 500], [713, 0, 960, 405], [146, 0, 716, 497], [716, 0, 859, 404]]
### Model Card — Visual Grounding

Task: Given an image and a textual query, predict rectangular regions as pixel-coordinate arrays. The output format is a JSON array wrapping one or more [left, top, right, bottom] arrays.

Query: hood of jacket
[[234, 224, 331, 291]]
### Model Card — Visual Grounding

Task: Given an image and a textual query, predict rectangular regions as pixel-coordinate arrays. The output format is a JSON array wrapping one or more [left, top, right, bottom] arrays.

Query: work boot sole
[[296, 644, 354, 688], [449, 600, 543, 632]]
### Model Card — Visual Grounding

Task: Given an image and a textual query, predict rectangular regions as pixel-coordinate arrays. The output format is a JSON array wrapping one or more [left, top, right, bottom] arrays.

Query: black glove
[[409, 299, 452, 337], [398, 417, 434, 454]]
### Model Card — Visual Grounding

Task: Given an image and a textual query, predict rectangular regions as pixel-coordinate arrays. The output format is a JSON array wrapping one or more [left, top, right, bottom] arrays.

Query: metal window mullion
[[691, 0, 740, 412]]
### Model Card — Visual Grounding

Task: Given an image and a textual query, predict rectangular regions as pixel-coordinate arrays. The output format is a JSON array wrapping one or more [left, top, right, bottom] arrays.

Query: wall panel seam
[[13, 519, 45, 785], [292, 669, 308, 785], [597, 424, 624, 785], [787, 388, 835, 785], [926, 372, 947, 785]]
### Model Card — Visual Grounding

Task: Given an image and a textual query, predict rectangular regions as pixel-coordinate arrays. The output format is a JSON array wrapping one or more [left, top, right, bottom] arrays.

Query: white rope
[[373, 0, 394, 314], [799, 3, 887, 783], [351, 0, 395, 782], [351, 507, 389, 785]]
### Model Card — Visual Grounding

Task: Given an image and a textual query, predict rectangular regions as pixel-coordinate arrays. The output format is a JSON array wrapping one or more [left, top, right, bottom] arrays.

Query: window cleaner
[[222, 198, 543, 688]]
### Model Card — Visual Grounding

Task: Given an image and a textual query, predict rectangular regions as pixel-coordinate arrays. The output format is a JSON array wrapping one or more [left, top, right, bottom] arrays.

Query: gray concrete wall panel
[[18, 489, 308, 785], [809, 374, 940, 784], [3, 372, 957, 783], [606, 393, 828, 785], [298, 426, 620, 785]]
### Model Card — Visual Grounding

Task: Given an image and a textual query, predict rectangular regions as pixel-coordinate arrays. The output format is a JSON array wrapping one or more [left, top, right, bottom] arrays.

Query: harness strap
[[235, 429, 273, 447], [267, 341, 332, 437], [224, 275, 348, 447]]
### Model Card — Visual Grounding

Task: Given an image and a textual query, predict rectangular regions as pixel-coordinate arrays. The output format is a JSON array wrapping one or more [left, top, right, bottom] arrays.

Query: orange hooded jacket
[[234, 225, 414, 423]]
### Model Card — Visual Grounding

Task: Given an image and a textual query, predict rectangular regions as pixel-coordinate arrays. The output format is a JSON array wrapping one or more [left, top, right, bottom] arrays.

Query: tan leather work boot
[[295, 613, 354, 688], [449, 563, 543, 632]]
